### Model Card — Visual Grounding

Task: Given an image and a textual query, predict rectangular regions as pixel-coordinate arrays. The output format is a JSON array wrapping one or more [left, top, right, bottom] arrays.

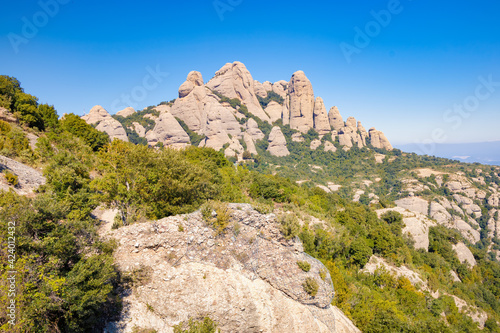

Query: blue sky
[[1, 0, 499, 145]]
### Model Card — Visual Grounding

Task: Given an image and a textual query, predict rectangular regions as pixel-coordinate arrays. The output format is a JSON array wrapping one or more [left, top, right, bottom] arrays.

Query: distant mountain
[[396, 141, 500, 166], [81, 61, 393, 158]]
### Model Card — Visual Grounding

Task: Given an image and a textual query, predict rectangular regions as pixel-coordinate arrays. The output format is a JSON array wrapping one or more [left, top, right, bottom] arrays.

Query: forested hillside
[[1, 75, 500, 332]]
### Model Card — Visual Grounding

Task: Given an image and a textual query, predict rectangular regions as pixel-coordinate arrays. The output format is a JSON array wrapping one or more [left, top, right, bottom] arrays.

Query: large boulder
[[265, 101, 284, 123], [288, 71, 315, 133], [395, 197, 429, 216], [453, 242, 477, 267], [206, 62, 270, 122], [116, 107, 136, 118], [82, 105, 129, 142], [82, 105, 112, 125], [268, 126, 290, 157]]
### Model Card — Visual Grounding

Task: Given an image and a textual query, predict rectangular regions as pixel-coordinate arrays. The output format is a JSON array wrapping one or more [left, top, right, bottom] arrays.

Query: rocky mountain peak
[[82, 105, 111, 124], [288, 70, 315, 133]]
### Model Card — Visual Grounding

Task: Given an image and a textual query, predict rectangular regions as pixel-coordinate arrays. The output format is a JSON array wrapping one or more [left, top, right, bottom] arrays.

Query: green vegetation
[[302, 277, 319, 296], [297, 260, 311, 272], [257, 91, 285, 108], [176, 117, 205, 146], [60, 113, 110, 151], [201, 201, 232, 235], [173, 317, 219, 333], [4, 171, 18, 186]]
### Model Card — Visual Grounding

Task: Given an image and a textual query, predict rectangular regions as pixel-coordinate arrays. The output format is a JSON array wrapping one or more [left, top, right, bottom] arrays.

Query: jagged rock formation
[[206, 62, 270, 122], [82, 105, 129, 142], [82, 61, 394, 155], [102, 204, 360, 333]]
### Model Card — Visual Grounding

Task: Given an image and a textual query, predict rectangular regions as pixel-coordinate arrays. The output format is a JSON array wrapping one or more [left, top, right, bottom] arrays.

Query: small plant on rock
[[302, 277, 319, 297], [279, 213, 300, 239], [201, 201, 232, 235], [4, 171, 18, 187], [297, 260, 311, 272], [173, 317, 220, 333]]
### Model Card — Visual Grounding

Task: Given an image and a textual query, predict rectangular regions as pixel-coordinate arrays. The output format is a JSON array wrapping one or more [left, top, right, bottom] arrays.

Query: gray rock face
[[171, 85, 209, 133], [272, 80, 288, 99], [328, 106, 344, 131], [145, 111, 190, 148], [102, 204, 359, 333], [206, 62, 270, 122], [310, 139, 322, 150], [313, 97, 331, 135], [253, 80, 268, 98], [246, 118, 265, 141], [268, 126, 290, 157], [324, 141, 337, 153], [288, 71, 315, 133], [243, 132, 258, 156], [369, 128, 393, 150], [132, 122, 146, 138], [82, 105, 111, 125]]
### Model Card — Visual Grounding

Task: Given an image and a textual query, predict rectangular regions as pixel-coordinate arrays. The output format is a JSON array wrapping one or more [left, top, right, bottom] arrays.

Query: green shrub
[[297, 260, 311, 272], [4, 171, 18, 186], [173, 317, 220, 333], [201, 201, 232, 235], [302, 277, 319, 297], [279, 213, 300, 239]]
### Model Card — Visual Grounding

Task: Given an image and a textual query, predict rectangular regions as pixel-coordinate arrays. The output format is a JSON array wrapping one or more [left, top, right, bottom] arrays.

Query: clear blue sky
[[1, 0, 499, 145]]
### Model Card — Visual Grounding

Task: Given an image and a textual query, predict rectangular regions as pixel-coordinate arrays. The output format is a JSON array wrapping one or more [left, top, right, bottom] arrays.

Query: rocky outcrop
[[145, 111, 190, 148], [328, 106, 344, 131], [313, 97, 331, 135], [132, 122, 146, 138], [246, 118, 265, 141], [377, 207, 436, 251], [272, 80, 288, 99], [265, 101, 284, 123], [243, 132, 258, 155], [268, 126, 290, 157], [0, 155, 46, 196], [395, 197, 429, 216], [103, 204, 359, 333], [82, 105, 129, 142], [288, 71, 315, 133], [206, 62, 270, 122], [116, 107, 136, 118], [452, 242, 477, 267], [310, 139, 322, 150], [324, 141, 337, 153], [369, 128, 393, 150], [178, 71, 204, 98]]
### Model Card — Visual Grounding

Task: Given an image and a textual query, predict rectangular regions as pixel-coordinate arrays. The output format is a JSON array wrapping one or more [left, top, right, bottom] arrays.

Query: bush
[[173, 317, 220, 333], [279, 213, 300, 239], [201, 201, 232, 235], [4, 171, 18, 186], [297, 260, 311, 272], [302, 277, 319, 297]]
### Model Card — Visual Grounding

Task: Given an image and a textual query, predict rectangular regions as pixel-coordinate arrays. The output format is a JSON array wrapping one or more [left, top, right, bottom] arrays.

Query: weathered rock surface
[[0, 155, 46, 196], [82, 105, 129, 142], [178, 71, 204, 98], [313, 97, 331, 135], [328, 106, 344, 131], [145, 111, 190, 148], [132, 122, 146, 138], [288, 71, 315, 133], [116, 107, 136, 118], [265, 101, 284, 123], [369, 128, 393, 150], [310, 139, 322, 151], [268, 126, 290, 157], [452, 242, 477, 267], [103, 204, 359, 333], [395, 197, 429, 216], [246, 118, 264, 141], [324, 141, 337, 153], [206, 62, 270, 122]]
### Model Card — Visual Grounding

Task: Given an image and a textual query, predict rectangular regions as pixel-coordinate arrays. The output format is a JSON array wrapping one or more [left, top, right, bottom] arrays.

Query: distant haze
[[396, 141, 500, 166]]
